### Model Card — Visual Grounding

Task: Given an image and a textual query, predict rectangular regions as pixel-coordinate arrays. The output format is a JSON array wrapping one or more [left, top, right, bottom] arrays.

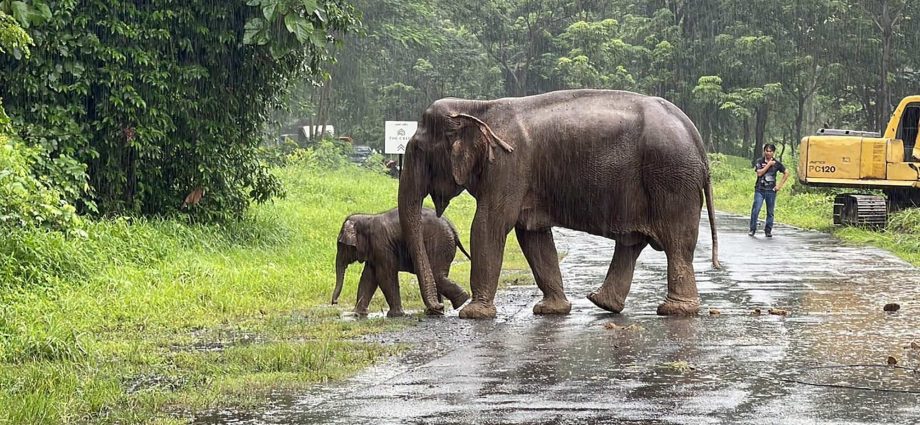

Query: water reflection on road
[[198, 213, 920, 424]]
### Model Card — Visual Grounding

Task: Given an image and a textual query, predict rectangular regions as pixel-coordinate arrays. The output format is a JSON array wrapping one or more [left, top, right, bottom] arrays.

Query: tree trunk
[[879, 0, 893, 130], [742, 116, 752, 156], [123, 141, 137, 209], [779, 133, 787, 159], [754, 104, 768, 158], [795, 94, 806, 142], [707, 117, 717, 153], [308, 90, 317, 140], [872, 0, 906, 131], [317, 82, 331, 140]]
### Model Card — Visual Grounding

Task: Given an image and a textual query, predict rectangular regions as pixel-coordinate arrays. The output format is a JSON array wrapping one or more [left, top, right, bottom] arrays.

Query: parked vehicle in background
[[350, 145, 374, 164]]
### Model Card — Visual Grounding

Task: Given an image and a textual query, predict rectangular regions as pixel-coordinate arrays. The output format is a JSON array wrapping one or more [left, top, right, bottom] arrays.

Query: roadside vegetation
[[709, 154, 920, 266], [0, 140, 532, 424]]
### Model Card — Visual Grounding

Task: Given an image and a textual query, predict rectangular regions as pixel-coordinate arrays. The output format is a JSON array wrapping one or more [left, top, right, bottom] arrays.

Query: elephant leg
[[377, 268, 404, 318], [435, 275, 470, 309], [656, 239, 700, 316], [515, 227, 571, 315], [354, 265, 378, 316], [587, 241, 647, 313], [459, 208, 510, 319]]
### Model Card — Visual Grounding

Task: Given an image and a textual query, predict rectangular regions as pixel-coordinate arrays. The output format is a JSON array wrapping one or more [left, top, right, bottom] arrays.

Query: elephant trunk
[[398, 153, 443, 315], [332, 244, 348, 305]]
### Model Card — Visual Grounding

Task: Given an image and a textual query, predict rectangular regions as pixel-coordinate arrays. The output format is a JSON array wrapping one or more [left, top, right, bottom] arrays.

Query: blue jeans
[[750, 189, 776, 233]]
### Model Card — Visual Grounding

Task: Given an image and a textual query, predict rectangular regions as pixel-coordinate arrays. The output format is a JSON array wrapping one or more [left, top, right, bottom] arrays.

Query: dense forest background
[[292, 0, 920, 161]]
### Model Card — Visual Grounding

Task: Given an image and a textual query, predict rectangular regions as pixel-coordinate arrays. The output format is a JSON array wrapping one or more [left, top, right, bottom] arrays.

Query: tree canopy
[[296, 0, 920, 161], [0, 0, 358, 219]]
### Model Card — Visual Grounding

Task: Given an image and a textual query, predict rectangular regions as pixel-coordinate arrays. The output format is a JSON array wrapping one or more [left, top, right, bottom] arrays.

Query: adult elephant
[[398, 89, 719, 319]]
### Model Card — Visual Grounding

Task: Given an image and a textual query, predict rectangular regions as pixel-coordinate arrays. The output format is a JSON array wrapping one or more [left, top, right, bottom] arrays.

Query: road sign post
[[385, 121, 418, 178]]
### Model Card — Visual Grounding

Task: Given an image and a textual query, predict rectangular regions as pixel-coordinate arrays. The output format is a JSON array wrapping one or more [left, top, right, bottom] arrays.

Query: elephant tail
[[457, 239, 472, 261], [704, 177, 721, 270], [448, 221, 472, 261]]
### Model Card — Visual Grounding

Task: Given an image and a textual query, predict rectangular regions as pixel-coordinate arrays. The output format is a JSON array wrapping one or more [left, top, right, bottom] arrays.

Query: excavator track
[[833, 194, 888, 228]]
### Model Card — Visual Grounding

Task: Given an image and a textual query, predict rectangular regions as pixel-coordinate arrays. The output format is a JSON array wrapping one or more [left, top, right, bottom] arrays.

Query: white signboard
[[384, 121, 418, 154]]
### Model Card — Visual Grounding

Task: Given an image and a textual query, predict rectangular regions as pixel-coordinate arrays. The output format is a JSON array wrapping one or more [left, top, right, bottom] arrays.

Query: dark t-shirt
[[752, 157, 786, 190]]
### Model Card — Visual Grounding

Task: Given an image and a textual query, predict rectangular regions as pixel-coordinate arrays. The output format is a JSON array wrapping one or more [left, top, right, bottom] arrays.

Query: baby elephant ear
[[338, 219, 357, 246]]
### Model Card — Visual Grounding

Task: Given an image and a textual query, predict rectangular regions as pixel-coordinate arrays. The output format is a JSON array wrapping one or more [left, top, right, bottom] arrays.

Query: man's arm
[[755, 160, 774, 177], [775, 169, 790, 191]]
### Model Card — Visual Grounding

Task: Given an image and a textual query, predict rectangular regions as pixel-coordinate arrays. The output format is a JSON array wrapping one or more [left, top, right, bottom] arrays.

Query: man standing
[[749, 144, 789, 237]]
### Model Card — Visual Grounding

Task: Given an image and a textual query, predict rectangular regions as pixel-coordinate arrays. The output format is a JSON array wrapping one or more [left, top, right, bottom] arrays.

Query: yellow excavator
[[797, 96, 920, 227]]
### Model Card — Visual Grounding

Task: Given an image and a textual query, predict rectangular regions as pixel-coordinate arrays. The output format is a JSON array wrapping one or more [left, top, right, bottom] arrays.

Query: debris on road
[[752, 308, 762, 315], [769, 308, 789, 316], [887, 356, 899, 365], [603, 322, 642, 331], [884, 303, 901, 312], [660, 361, 695, 373]]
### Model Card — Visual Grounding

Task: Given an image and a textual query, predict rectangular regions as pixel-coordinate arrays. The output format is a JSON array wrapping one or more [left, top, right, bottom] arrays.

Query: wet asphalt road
[[199, 212, 920, 424]]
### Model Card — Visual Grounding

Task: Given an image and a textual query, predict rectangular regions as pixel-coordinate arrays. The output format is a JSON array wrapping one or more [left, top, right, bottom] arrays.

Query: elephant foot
[[458, 301, 497, 319], [353, 308, 369, 317], [656, 299, 700, 316], [448, 291, 471, 310], [586, 291, 624, 313], [387, 309, 406, 318], [424, 303, 445, 316], [533, 297, 572, 315]]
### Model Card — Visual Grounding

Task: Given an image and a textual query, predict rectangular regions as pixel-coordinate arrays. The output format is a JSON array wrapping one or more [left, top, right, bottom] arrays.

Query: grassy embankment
[[709, 153, 920, 266], [0, 160, 530, 424]]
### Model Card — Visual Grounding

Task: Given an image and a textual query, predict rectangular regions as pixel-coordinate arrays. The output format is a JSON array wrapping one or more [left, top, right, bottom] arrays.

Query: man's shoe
[[765, 231, 773, 238], [748, 230, 756, 237]]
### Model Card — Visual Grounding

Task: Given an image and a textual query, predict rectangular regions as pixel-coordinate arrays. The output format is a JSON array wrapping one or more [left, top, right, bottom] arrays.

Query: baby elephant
[[332, 208, 471, 317]]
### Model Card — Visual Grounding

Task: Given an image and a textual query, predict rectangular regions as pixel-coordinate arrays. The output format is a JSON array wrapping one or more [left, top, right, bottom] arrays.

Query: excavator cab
[[895, 103, 920, 161]]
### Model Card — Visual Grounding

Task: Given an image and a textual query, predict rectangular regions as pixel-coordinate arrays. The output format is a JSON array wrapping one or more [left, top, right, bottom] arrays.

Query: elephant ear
[[354, 221, 371, 261], [338, 219, 357, 247], [448, 113, 514, 186]]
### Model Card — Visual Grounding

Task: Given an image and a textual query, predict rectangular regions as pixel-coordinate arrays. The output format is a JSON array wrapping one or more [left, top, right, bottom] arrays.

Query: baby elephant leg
[[377, 268, 405, 317], [436, 275, 470, 309], [354, 265, 378, 316]]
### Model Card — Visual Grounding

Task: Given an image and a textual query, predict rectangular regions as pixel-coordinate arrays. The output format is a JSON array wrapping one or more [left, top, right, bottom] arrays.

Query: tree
[[857, 0, 909, 128], [0, 8, 33, 133], [692, 76, 725, 153], [448, 0, 588, 96], [0, 0, 359, 219], [282, 0, 504, 151]]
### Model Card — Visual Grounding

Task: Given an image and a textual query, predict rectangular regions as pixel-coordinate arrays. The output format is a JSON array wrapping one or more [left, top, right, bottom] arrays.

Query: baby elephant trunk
[[332, 245, 349, 305]]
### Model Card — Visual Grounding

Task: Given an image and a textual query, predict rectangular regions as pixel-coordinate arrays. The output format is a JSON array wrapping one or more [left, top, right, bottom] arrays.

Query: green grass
[[709, 153, 920, 266], [0, 162, 531, 424]]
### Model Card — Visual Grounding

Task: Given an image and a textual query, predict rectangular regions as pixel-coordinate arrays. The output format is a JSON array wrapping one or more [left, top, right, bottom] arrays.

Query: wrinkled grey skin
[[333, 208, 471, 317], [398, 89, 720, 319]]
